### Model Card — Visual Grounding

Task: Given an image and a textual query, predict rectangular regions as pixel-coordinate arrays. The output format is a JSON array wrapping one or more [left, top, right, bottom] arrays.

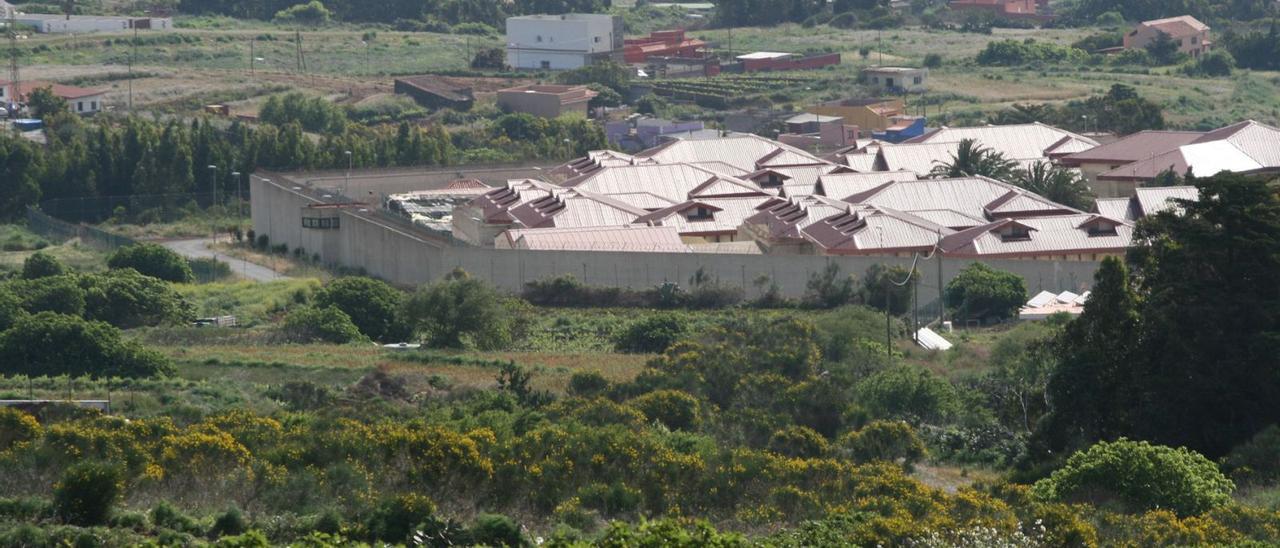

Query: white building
[[13, 14, 172, 34], [505, 14, 622, 70], [1, 80, 107, 115]]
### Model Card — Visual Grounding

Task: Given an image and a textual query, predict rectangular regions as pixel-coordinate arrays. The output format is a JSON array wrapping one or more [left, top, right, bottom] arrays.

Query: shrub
[[151, 501, 199, 534], [628, 390, 701, 430], [273, 1, 331, 25], [366, 494, 436, 543], [768, 425, 829, 458], [208, 507, 247, 538], [107, 243, 195, 283], [614, 313, 688, 354], [468, 513, 527, 547], [82, 268, 193, 328], [53, 461, 123, 526], [1222, 425, 1280, 485], [0, 287, 25, 332], [568, 371, 610, 397], [315, 277, 408, 342], [802, 263, 857, 309], [280, 306, 366, 344], [13, 274, 86, 316], [0, 408, 40, 452], [265, 381, 335, 411], [21, 251, 66, 279], [856, 366, 960, 424], [841, 420, 927, 466], [402, 271, 526, 350], [0, 312, 173, 378], [1032, 438, 1234, 517], [923, 53, 943, 68], [189, 257, 232, 283], [945, 262, 1025, 322]]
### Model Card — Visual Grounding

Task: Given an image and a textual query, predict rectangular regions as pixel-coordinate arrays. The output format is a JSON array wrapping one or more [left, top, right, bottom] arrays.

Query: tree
[[0, 312, 173, 378], [587, 83, 623, 110], [1186, 49, 1235, 77], [0, 288, 25, 332], [470, 47, 505, 70], [54, 461, 124, 526], [401, 270, 524, 349], [802, 263, 857, 309], [944, 263, 1025, 322], [82, 268, 193, 329], [273, 0, 332, 25], [1032, 438, 1234, 517], [314, 276, 408, 342], [1013, 161, 1093, 211], [861, 264, 914, 316], [107, 243, 195, 283], [628, 389, 701, 430], [856, 366, 961, 425], [840, 420, 927, 466], [12, 274, 86, 317], [21, 251, 67, 279], [556, 60, 631, 95], [929, 139, 1017, 181], [1123, 173, 1280, 457], [280, 306, 366, 344], [0, 137, 43, 220], [27, 86, 69, 118], [1143, 31, 1183, 65], [614, 313, 688, 354], [1036, 258, 1139, 451]]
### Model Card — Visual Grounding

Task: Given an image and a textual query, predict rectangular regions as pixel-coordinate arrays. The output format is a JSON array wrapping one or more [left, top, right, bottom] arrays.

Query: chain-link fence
[[36, 192, 247, 225], [26, 207, 139, 250]]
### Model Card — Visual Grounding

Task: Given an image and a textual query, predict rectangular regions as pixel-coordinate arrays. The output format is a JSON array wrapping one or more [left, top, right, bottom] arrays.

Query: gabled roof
[[1093, 197, 1134, 221], [842, 176, 1080, 221], [817, 170, 919, 201], [1098, 121, 1280, 181], [1138, 15, 1209, 37], [743, 195, 852, 241], [1133, 186, 1199, 218], [506, 188, 648, 229], [562, 163, 768, 203], [1060, 131, 1204, 166], [635, 196, 771, 235], [744, 164, 848, 191], [939, 214, 1134, 258], [466, 179, 562, 223], [801, 206, 950, 254], [501, 225, 691, 253], [1, 80, 107, 100], [635, 134, 830, 172], [842, 152, 879, 172], [904, 122, 1099, 165]]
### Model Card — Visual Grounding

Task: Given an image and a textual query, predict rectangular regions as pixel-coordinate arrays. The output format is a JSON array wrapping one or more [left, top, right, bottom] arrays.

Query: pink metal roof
[[817, 170, 919, 201], [1133, 186, 1199, 218], [908, 123, 1099, 165], [635, 134, 830, 172], [801, 206, 950, 254], [940, 214, 1133, 258], [1097, 121, 1280, 181], [842, 176, 1080, 220], [506, 188, 648, 229], [1060, 131, 1204, 166], [502, 225, 691, 252], [635, 195, 773, 235], [563, 163, 768, 203], [1139, 15, 1209, 37]]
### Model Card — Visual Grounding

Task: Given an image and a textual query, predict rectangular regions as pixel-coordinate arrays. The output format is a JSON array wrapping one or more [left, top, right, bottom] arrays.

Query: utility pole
[[7, 9, 19, 118], [249, 38, 254, 75], [128, 25, 136, 112], [208, 164, 218, 257]]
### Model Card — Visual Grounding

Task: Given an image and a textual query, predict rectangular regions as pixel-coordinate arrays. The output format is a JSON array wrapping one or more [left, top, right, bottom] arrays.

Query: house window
[[872, 76, 880, 84], [536, 35, 543, 42], [1087, 224, 1118, 237], [0, 88, 5, 98], [594, 36, 600, 43], [913, 76, 922, 85], [687, 207, 714, 221], [303, 216, 340, 229], [885, 77, 895, 88], [540, 60, 551, 69], [77, 102, 84, 112], [1000, 226, 1032, 242], [1191, 36, 1198, 44], [90, 101, 97, 111]]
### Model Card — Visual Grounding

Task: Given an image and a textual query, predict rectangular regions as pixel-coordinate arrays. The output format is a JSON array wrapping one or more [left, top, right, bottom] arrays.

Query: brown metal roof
[[1060, 131, 1204, 166], [502, 225, 691, 252]]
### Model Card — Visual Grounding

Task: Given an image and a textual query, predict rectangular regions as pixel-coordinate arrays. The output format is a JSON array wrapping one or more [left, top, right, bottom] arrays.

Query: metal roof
[[940, 214, 1133, 258], [636, 134, 829, 172], [1093, 197, 1134, 221], [843, 176, 1079, 221], [1098, 121, 1280, 181], [818, 170, 918, 201], [563, 163, 766, 203], [737, 51, 794, 60], [1060, 131, 1204, 165], [506, 188, 648, 229], [1139, 15, 1209, 36], [908, 123, 1100, 165], [502, 225, 691, 252], [842, 153, 879, 172], [635, 196, 772, 235], [802, 206, 950, 254], [1133, 186, 1199, 218]]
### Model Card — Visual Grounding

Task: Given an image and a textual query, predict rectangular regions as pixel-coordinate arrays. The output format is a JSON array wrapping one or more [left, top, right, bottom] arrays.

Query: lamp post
[[343, 150, 352, 198], [231, 170, 242, 227], [208, 164, 218, 258]]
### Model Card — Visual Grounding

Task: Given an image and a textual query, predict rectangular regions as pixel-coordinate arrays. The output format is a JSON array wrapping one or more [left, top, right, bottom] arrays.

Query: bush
[[567, 371, 610, 397], [1184, 50, 1235, 77], [402, 271, 526, 350], [189, 257, 232, 283], [923, 53, 943, 68], [107, 243, 194, 283], [614, 313, 688, 354], [280, 306, 366, 344], [802, 263, 857, 309], [1222, 425, 1280, 485], [208, 507, 247, 538], [856, 366, 960, 424], [628, 390, 701, 430], [315, 277, 408, 342], [468, 513, 526, 547], [151, 501, 199, 534], [945, 262, 1025, 322], [21, 251, 66, 279], [1032, 438, 1234, 517], [82, 269, 193, 328], [53, 461, 123, 526], [12, 274, 86, 316], [841, 420, 926, 466], [273, 1, 331, 25], [0, 408, 40, 452], [768, 425, 829, 458], [0, 287, 26, 332], [366, 494, 436, 543], [0, 312, 173, 378]]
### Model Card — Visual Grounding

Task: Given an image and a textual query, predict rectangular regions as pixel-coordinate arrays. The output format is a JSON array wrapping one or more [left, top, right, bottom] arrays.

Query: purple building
[[607, 117, 706, 151]]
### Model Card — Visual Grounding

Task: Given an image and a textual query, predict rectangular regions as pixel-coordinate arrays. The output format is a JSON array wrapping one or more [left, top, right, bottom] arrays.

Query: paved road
[[162, 238, 287, 282]]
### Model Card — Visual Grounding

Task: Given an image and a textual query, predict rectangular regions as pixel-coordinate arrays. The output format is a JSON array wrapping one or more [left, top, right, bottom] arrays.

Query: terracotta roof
[[501, 225, 691, 252], [1, 80, 107, 100], [1140, 15, 1209, 37], [1060, 131, 1204, 166]]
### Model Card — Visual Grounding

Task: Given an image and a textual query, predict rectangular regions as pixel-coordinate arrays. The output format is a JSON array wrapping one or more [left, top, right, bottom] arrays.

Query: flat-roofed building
[[496, 84, 597, 118], [505, 13, 622, 70], [861, 66, 928, 93]]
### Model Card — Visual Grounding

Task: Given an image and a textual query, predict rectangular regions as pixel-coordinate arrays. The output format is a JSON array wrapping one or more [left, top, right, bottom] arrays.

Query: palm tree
[[1013, 161, 1093, 211], [929, 139, 1017, 181]]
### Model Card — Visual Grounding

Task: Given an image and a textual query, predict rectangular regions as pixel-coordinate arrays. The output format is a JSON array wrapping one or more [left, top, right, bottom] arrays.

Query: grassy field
[[0, 226, 110, 274]]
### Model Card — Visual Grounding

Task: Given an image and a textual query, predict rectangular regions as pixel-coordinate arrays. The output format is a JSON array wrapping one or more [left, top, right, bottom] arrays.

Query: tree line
[[176, 0, 609, 28], [0, 90, 606, 221]]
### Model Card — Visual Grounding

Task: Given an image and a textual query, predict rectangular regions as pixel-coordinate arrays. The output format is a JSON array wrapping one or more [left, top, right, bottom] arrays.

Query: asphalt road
[[162, 238, 287, 282]]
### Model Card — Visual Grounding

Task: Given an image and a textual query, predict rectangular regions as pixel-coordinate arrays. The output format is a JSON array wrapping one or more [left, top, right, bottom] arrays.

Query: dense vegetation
[[176, 0, 607, 28]]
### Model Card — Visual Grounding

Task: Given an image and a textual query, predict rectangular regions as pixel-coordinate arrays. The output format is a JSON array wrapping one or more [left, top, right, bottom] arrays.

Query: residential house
[[948, 0, 1053, 21], [1124, 15, 1211, 58], [496, 84, 597, 119], [505, 14, 622, 70], [605, 116, 706, 151], [808, 98, 905, 133], [777, 113, 859, 152], [0, 80, 107, 115], [861, 67, 928, 93]]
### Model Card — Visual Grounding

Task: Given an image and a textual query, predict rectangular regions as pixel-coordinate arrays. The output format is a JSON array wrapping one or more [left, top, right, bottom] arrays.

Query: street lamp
[[231, 171, 242, 226], [208, 164, 218, 256], [343, 150, 352, 198]]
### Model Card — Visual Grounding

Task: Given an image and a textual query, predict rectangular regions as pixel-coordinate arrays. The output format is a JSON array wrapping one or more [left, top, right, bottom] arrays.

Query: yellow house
[[808, 98, 905, 132]]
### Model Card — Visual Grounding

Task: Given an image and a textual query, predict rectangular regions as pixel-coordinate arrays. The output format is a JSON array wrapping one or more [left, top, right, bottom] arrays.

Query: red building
[[948, 0, 1053, 20], [623, 30, 706, 64]]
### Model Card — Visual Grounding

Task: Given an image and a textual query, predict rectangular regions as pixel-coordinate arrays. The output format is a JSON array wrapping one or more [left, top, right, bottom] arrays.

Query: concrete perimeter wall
[[252, 174, 1103, 308]]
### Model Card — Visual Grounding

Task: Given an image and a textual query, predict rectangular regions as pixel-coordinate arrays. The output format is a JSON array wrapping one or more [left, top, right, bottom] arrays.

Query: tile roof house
[[1095, 121, 1280, 185], [948, 0, 1053, 21], [1125, 15, 1211, 58], [1, 80, 108, 115]]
